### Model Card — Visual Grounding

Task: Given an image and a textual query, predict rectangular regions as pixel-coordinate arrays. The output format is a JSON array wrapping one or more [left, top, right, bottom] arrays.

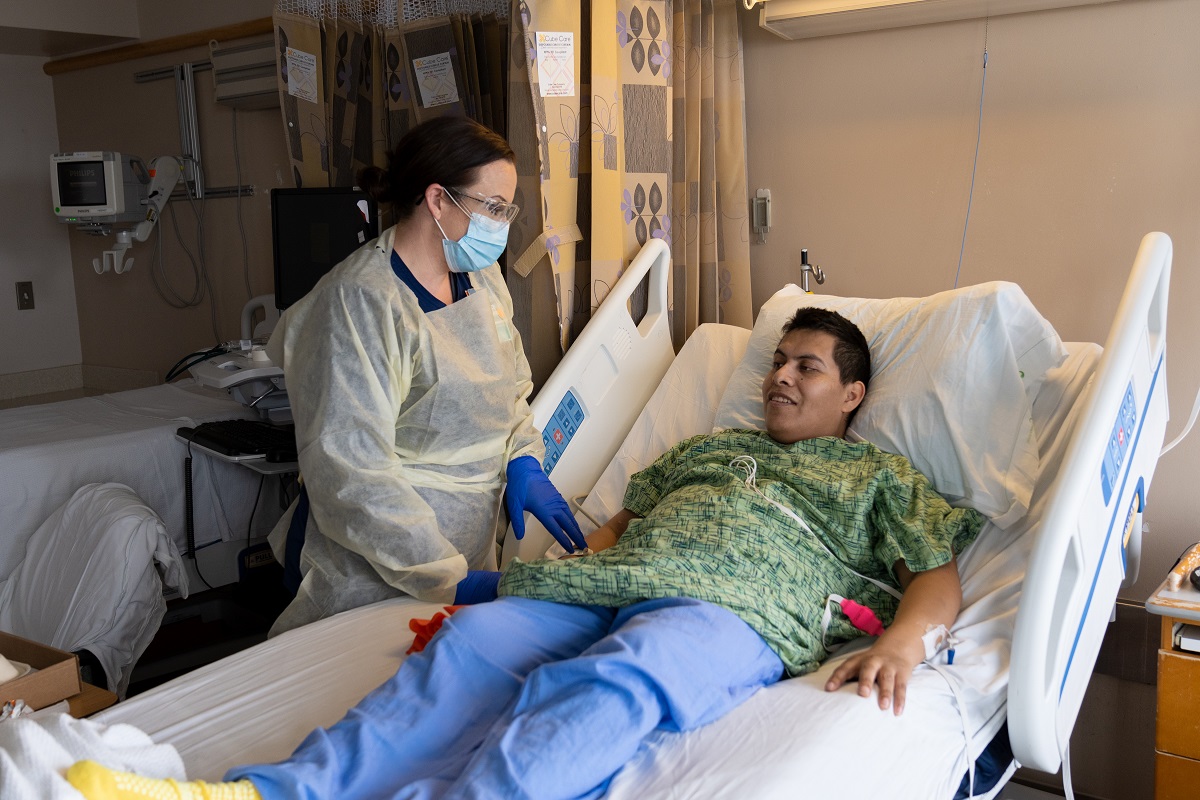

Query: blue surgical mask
[[435, 192, 511, 273]]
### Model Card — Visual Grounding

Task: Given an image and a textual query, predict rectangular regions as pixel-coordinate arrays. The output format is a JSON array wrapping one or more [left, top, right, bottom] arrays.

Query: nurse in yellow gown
[[266, 117, 585, 635]]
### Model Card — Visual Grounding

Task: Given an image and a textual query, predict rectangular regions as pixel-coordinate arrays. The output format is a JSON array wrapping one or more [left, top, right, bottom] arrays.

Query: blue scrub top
[[391, 250, 471, 312]]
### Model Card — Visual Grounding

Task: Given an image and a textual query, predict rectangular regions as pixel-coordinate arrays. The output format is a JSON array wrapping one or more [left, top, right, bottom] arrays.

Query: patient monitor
[[51, 151, 183, 275]]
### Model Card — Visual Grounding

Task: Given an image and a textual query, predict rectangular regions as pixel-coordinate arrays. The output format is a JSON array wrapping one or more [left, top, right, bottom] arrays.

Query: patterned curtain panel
[[507, 0, 752, 388], [507, 1, 585, 361], [671, 0, 753, 338], [273, 0, 509, 190]]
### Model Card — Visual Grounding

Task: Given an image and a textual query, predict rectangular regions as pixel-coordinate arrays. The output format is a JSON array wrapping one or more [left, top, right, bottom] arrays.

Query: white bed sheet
[[0, 381, 271, 582], [90, 330, 1100, 799], [95, 597, 444, 777]]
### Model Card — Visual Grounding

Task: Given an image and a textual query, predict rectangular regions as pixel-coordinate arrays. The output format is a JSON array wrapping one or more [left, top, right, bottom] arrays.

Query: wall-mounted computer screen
[[271, 187, 380, 310]]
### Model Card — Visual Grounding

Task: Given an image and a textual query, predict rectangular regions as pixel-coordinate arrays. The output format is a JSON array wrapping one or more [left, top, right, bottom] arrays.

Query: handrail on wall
[[43, 18, 273, 77]]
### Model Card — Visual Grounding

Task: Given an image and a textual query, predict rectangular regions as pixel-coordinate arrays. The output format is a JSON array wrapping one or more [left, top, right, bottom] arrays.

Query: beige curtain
[[273, 0, 510, 190], [671, 0, 753, 337], [506, 0, 752, 387]]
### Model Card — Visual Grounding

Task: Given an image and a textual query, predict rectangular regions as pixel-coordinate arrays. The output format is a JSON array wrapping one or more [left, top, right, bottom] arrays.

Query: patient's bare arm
[[581, 508, 641, 553], [822, 558, 962, 716]]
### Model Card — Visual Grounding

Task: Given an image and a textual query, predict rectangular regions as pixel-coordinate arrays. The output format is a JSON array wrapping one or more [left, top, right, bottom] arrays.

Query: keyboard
[[177, 419, 297, 460]]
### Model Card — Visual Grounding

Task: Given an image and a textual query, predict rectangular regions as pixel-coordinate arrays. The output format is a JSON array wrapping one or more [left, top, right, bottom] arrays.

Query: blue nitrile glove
[[504, 455, 588, 552], [453, 570, 501, 604]]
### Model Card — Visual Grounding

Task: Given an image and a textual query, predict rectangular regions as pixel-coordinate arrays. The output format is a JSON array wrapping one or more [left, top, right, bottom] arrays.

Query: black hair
[[357, 117, 515, 220], [781, 307, 871, 391]]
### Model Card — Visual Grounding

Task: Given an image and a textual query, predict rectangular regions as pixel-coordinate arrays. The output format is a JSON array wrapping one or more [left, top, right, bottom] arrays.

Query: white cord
[[728, 456, 902, 600], [1061, 737, 1075, 800], [1161, 379, 1200, 456], [570, 494, 604, 529], [954, 23, 988, 290], [925, 658, 976, 797]]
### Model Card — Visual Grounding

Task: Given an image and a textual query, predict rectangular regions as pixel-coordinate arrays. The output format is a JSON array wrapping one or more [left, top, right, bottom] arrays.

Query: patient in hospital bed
[[68, 308, 984, 800]]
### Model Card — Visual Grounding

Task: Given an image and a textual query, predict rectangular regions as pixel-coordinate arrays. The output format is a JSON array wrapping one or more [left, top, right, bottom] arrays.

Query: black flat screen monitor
[[271, 187, 380, 310]]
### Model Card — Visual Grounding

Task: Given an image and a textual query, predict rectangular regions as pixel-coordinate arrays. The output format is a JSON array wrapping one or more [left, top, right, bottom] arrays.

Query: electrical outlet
[[16, 282, 34, 310]]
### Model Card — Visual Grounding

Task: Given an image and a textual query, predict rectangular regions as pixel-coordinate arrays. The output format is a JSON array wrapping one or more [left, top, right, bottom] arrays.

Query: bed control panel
[[1101, 383, 1138, 506], [541, 389, 586, 476]]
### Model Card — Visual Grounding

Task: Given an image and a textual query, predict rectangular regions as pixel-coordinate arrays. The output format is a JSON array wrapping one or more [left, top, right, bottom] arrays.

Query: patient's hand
[[825, 559, 963, 715], [823, 632, 924, 716]]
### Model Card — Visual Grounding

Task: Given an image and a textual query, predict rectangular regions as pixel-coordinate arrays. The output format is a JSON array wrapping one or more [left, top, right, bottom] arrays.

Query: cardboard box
[[0, 631, 81, 710]]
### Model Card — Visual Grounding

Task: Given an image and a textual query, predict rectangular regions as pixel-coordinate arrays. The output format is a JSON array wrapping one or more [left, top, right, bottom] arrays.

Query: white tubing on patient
[[924, 656, 976, 797], [727, 456, 902, 600]]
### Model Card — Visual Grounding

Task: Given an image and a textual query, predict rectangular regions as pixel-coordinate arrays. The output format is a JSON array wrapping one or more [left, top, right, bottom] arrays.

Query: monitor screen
[[51, 151, 145, 223], [271, 187, 380, 310], [56, 159, 108, 207]]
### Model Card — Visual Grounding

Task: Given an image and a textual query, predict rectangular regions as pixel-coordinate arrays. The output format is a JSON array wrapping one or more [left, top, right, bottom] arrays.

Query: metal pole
[[174, 63, 204, 198]]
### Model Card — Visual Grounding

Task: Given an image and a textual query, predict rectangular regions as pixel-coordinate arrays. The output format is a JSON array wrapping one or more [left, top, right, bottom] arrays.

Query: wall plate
[[16, 282, 33, 310]]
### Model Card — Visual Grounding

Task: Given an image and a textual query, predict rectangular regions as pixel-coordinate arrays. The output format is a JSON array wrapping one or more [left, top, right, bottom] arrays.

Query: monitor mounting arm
[[94, 156, 183, 275]]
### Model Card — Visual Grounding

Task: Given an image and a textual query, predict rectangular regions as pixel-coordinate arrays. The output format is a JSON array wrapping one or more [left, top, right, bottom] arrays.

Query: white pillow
[[713, 282, 1068, 529]]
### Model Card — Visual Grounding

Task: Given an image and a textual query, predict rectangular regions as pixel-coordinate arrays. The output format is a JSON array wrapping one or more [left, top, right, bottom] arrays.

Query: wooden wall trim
[[43, 18, 274, 76]]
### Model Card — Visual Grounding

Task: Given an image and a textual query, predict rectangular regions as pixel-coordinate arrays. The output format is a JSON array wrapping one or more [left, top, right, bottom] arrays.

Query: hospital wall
[[134, 0, 267, 42], [0, 55, 81, 394], [0, 0, 279, 400], [51, 42, 285, 389], [742, 1, 1199, 796]]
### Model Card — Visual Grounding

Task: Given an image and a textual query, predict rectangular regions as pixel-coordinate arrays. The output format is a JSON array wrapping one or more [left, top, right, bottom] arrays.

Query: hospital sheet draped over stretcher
[[0, 381, 271, 583]]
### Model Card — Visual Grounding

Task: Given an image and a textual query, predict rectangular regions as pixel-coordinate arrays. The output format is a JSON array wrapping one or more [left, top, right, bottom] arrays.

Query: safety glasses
[[449, 187, 520, 224]]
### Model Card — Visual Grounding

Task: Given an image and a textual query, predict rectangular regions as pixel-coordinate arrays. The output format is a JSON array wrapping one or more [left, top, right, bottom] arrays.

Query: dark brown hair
[[357, 117, 515, 220], [782, 307, 872, 391]]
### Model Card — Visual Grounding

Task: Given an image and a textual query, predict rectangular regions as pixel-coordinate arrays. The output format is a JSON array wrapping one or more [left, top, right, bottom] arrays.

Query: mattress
[[92, 331, 1101, 798], [0, 381, 272, 582]]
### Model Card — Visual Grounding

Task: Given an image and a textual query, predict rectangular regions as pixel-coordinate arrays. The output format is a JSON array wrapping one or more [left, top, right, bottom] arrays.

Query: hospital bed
[[84, 232, 1170, 798], [0, 380, 280, 587], [0, 381, 286, 695]]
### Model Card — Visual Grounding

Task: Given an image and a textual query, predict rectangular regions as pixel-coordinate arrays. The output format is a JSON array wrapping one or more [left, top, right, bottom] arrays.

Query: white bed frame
[[1009, 232, 1171, 771], [502, 238, 674, 566], [505, 233, 1173, 779]]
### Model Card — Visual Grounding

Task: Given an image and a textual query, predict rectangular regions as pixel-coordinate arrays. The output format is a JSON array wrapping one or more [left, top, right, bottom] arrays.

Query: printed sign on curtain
[[274, 11, 329, 188], [536, 32, 575, 97], [414, 53, 462, 107], [285, 47, 319, 102]]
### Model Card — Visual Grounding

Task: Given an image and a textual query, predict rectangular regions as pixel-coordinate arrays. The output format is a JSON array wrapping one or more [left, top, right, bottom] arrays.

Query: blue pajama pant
[[227, 596, 784, 800]]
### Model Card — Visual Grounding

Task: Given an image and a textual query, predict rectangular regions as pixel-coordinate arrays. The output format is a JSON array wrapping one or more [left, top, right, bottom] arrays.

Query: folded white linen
[[0, 711, 183, 800]]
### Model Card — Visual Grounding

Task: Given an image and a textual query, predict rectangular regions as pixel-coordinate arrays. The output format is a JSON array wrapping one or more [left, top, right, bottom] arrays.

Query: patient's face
[[761, 329, 865, 444]]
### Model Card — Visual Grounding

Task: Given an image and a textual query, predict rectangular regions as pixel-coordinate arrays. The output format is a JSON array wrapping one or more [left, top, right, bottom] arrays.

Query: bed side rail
[[1009, 232, 1172, 771], [501, 239, 675, 566]]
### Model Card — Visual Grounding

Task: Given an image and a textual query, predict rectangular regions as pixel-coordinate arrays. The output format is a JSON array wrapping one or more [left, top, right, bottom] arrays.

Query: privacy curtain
[[506, 0, 752, 386], [272, 0, 510, 191]]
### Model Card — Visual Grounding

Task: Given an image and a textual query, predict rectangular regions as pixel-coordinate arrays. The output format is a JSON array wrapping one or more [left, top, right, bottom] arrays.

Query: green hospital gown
[[499, 430, 985, 676]]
